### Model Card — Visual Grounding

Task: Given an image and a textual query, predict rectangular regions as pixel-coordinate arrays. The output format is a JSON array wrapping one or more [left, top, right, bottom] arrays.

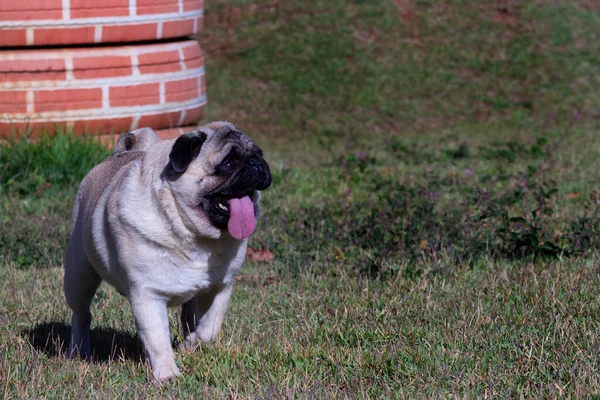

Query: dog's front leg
[[129, 295, 180, 382], [181, 284, 233, 349]]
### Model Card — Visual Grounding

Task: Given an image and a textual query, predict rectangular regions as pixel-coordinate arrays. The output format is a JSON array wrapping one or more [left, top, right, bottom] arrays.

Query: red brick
[[110, 83, 160, 107], [182, 44, 202, 62], [77, 67, 133, 80], [138, 49, 180, 67], [0, 30, 27, 46], [183, 45, 204, 69], [1, 0, 61, 20], [73, 55, 133, 79], [35, 88, 102, 112], [2, 10, 61, 20], [195, 17, 204, 33], [0, 59, 66, 82], [0, 122, 29, 139], [139, 62, 181, 75], [96, 133, 122, 147], [0, 123, 26, 139], [155, 126, 197, 140], [0, 91, 27, 114], [0, 0, 61, 12], [138, 111, 182, 129], [71, 0, 129, 18], [165, 77, 199, 103], [137, 0, 178, 15], [181, 105, 204, 125], [183, 0, 202, 12], [34, 27, 96, 46], [0, 59, 65, 73], [0, 121, 69, 139], [0, 121, 133, 140], [0, 72, 66, 82], [73, 117, 133, 135], [74, 55, 132, 71], [77, 66, 133, 79], [94, 126, 197, 147], [184, 57, 203, 70], [138, 49, 182, 74], [162, 19, 195, 39], [102, 23, 159, 43]]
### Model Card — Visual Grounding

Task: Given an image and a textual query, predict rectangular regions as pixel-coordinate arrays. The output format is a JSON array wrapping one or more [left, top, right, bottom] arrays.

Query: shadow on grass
[[24, 322, 145, 363]]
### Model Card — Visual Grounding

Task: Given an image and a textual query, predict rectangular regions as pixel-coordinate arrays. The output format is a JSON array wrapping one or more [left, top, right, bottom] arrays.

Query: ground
[[1, 1, 600, 397]]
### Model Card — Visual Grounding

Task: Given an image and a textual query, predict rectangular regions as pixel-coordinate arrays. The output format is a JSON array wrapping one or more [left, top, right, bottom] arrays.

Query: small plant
[[0, 133, 110, 197], [476, 183, 563, 257], [0, 133, 111, 268], [258, 131, 600, 279]]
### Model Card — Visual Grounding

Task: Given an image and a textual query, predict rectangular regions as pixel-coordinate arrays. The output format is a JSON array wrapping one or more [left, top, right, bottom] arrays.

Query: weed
[[254, 127, 600, 279], [0, 134, 110, 268], [0, 133, 110, 197]]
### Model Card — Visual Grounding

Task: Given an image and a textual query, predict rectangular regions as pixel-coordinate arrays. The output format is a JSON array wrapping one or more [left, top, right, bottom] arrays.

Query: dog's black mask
[[203, 146, 271, 230]]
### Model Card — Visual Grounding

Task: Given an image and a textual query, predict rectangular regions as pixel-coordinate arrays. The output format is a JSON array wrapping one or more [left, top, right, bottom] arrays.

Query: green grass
[[2, 0, 600, 397], [3, 253, 600, 397]]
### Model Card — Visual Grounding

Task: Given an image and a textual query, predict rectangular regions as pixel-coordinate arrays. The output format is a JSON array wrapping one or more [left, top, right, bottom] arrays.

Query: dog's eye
[[219, 159, 236, 174]]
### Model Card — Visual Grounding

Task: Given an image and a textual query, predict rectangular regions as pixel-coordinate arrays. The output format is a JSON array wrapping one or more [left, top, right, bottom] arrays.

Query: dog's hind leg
[[64, 239, 101, 360], [181, 284, 233, 349]]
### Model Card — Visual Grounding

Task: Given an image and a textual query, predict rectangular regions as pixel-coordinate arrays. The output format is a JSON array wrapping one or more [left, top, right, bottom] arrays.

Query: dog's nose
[[248, 156, 264, 176], [249, 157, 259, 169], [252, 156, 271, 190]]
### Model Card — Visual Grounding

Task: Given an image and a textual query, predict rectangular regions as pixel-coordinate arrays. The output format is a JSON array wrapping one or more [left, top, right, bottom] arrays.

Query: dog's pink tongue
[[227, 196, 256, 240]]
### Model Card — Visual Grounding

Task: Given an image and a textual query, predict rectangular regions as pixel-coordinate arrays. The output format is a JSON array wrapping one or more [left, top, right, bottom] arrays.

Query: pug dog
[[64, 121, 271, 382]]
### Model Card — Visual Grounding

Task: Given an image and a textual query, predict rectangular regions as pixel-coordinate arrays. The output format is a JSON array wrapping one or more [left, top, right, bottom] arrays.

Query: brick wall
[[0, 40, 206, 137], [0, 0, 203, 46]]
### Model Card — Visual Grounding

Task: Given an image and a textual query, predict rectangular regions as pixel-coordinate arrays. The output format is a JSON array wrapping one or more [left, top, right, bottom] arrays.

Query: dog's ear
[[169, 131, 207, 173], [114, 127, 159, 155], [115, 132, 136, 153]]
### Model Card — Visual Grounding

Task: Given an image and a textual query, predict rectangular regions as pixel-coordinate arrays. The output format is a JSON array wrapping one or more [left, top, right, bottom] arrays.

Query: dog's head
[[163, 121, 271, 240]]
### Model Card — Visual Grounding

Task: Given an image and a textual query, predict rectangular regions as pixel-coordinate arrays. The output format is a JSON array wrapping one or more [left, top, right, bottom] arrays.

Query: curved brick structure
[[99, 125, 198, 147], [0, 40, 206, 138], [0, 0, 203, 46]]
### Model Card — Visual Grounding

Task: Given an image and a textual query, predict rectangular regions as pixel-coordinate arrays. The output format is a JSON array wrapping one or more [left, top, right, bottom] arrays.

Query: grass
[[2, 0, 600, 397], [4, 257, 600, 397]]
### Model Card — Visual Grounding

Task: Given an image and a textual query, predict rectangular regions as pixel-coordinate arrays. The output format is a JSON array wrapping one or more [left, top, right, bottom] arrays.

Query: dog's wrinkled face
[[163, 122, 271, 240]]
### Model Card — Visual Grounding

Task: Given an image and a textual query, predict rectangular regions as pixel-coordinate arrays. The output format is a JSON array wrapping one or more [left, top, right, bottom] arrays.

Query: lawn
[[2, 0, 600, 397]]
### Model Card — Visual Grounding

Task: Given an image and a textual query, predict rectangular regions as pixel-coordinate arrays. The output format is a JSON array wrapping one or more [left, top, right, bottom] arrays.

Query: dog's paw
[[66, 341, 91, 360], [183, 334, 200, 351], [152, 363, 182, 383]]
